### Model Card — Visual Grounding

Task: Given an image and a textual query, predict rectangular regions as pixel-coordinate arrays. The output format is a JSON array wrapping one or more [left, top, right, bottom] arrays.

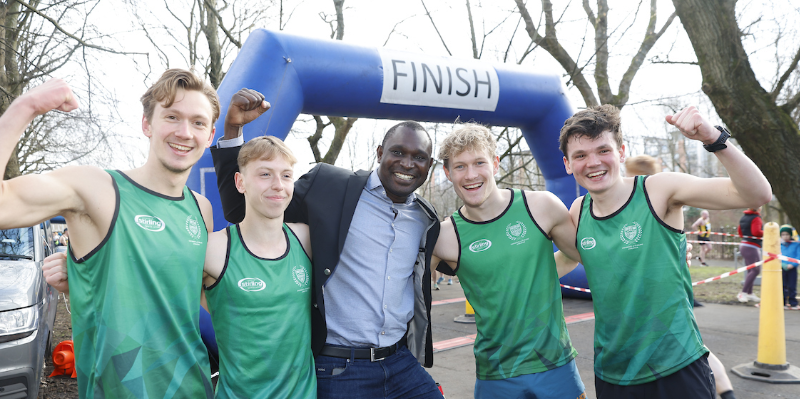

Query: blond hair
[[438, 123, 496, 169], [237, 136, 297, 170], [625, 155, 660, 176], [140, 69, 220, 123]]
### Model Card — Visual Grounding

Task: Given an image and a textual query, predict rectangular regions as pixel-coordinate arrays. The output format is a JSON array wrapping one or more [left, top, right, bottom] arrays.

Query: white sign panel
[[379, 49, 500, 112]]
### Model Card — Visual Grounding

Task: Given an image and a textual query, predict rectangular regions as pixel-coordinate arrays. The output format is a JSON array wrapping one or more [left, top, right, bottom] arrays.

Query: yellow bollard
[[757, 222, 786, 365], [732, 221, 800, 383], [454, 299, 476, 324], [465, 300, 475, 315]]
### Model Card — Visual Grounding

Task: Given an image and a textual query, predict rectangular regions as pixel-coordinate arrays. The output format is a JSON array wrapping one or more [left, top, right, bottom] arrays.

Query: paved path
[[426, 279, 800, 399]]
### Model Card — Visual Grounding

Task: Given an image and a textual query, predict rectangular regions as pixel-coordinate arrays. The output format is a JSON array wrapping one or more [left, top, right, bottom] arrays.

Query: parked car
[[0, 219, 58, 398]]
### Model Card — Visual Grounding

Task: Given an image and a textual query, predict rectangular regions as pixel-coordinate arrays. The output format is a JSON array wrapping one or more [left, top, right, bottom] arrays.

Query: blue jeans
[[474, 359, 585, 399], [315, 345, 443, 399]]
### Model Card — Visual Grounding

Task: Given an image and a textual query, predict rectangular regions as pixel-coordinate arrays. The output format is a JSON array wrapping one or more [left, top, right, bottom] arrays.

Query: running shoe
[[747, 293, 761, 302], [737, 292, 749, 303]]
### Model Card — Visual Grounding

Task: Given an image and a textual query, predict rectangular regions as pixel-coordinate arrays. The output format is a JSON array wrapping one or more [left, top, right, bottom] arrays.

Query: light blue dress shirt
[[323, 170, 428, 348]]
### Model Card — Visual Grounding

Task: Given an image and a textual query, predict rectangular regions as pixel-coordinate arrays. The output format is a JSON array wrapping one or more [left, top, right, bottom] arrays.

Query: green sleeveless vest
[[205, 224, 315, 398], [576, 175, 707, 385], [67, 170, 212, 398], [452, 189, 577, 380]]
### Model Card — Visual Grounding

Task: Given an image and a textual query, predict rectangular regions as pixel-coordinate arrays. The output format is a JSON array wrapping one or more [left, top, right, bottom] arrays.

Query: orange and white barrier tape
[[687, 240, 743, 246], [560, 256, 776, 293], [687, 231, 760, 240], [691, 255, 776, 287], [767, 253, 800, 264]]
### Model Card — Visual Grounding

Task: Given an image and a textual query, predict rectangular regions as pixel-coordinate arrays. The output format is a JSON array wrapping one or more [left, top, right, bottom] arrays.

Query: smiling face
[[444, 148, 499, 208], [376, 126, 433, 203], [142, 88, 215, 175], [563, 131, 626, 195], [235, 156, 295, 220]]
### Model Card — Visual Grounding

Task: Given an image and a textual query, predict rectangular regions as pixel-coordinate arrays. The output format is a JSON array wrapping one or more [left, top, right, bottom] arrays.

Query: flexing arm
[[43, 252, 69, 294], [210, 89, 270, 224], [658, 106, 772, 210]]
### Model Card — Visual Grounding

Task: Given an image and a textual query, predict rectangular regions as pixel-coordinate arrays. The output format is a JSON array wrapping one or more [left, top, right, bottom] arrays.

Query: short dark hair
[[382, 121, 430, 148], [559, 104, 622, 157]]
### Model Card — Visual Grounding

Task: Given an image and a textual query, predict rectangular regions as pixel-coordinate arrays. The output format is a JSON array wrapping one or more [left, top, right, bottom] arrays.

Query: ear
[[563, 156, 573, 175], [619, 144, 626, 163], [443, 164, 452, 181], [376, 145, 384, 163], [492, 155, 500, 175], [234, 171, 245, 194], [142, 115, 153, 138], [204, 126, 216, 148]]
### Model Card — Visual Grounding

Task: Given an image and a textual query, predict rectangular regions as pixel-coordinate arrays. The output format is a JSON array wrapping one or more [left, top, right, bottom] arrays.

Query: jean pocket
[[315, 362, 349, 379]]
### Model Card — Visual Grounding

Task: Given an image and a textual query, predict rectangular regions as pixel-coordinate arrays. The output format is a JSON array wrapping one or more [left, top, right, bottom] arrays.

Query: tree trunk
[[672, 0, 800, 227]]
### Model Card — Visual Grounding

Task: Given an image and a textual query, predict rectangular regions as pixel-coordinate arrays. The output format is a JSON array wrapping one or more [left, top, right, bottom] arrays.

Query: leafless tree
[[0, 0, 142, 179]]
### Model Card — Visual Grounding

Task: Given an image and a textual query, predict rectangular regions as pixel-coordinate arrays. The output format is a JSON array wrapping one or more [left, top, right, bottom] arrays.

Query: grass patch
[[690, 266, 760, 306]]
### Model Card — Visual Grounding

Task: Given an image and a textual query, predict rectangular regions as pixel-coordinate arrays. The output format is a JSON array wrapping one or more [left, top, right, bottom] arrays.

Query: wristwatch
[[703, 126, 730, 153]]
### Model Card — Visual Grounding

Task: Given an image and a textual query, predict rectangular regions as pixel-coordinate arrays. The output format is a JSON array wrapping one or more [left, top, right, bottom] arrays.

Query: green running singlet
[[67, 170, 212, 398], [452, 189, 577, 380], [205, 224, 316, 398], [576, 175, 707, 385]]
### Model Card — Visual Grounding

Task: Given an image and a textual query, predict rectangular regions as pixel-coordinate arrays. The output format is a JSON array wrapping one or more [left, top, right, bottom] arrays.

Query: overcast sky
[[74, 0, 797, 175]]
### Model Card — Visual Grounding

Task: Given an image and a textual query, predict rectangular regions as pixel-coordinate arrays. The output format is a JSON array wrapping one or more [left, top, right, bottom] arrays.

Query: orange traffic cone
[[49, 340, 77, 378]]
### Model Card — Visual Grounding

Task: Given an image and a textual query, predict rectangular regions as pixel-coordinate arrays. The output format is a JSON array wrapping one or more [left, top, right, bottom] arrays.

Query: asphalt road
[[426, 280, 800, 399]]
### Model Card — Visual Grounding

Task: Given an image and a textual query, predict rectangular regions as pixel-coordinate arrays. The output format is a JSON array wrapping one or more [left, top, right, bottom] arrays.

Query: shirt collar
[[366, 169, 417, 206]]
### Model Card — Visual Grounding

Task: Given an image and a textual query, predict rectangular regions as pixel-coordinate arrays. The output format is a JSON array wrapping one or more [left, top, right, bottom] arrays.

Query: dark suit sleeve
[[211, 145, 246, 224], [285, 163, 323, 224]]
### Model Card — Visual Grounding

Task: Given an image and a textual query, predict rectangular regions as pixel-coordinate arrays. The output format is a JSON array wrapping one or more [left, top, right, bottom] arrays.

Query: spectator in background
[[738, 207, 763, 303], [692, 210, 712, 266], [780, 224, 800, 310], [59, 228, 68, 247]]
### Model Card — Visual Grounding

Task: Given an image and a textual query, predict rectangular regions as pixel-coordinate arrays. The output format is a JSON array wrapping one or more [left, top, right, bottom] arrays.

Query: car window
[[0, 228, 35, 260]]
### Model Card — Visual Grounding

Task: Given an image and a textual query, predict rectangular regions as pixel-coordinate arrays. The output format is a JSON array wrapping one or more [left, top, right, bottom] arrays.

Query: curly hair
[[559, 104, 622, 158], [438, 123, 496, 169]]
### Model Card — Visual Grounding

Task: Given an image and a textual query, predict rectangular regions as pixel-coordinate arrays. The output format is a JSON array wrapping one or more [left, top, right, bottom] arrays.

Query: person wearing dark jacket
[[737, 208, 764, 303], [212, 117, 443, 399]]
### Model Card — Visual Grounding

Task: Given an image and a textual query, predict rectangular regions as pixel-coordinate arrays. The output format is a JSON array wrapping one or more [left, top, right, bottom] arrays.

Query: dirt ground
[[38, 295, 78, 399]]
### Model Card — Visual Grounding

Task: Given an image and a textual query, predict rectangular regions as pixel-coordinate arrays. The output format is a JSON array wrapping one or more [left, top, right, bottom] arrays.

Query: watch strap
[[703, 126, 730, 152]]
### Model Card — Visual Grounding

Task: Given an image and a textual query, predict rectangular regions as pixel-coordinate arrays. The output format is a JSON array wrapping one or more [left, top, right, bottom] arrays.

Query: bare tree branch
[[16, 0, 147, 56], [465, 0, 477, 59], [204, 0, 242, 48], [420, 0, 452, 56], [772, 45, 800, 101], [782, 91, 800, 114]]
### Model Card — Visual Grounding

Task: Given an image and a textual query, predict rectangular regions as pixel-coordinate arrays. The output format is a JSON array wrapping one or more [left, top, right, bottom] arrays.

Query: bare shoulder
[[204, 229, 229, 278], [524, 190, 565, 210], [286, 222, 312, 259], [568, 196, 585, 224], [190, 190, 214, 231], [434, 218, 459, 263]]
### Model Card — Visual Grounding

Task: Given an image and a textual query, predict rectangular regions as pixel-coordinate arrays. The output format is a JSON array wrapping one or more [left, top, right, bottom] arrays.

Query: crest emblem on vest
[[292, 265, 309, 287], [134, 215, 165, 232], [620, 222, 643, 245], [469, 239, 492, 252], [506, 221, 527, 241], [580, 237, 596, 250], [238, 278, 266, 292], [185, 216, 201, 240]]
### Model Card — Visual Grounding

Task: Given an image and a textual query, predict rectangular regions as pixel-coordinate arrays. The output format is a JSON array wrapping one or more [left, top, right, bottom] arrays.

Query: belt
[[320, 337, 406, 362]]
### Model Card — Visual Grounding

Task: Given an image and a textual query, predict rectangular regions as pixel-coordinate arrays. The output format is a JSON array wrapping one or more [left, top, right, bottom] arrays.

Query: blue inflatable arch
[[187, 29, 589, 299]]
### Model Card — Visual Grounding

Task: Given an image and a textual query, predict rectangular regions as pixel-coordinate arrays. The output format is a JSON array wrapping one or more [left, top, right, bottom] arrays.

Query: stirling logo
[[238, 278, 266, 292], [292, 265, 309, 287], [580, 237, 596, 250], [185, 216, 201, 240], [134, 215, 165, 232], [620, 221, 643, 245], [506, 221, 527, 241], [469, 239, 492, 253]]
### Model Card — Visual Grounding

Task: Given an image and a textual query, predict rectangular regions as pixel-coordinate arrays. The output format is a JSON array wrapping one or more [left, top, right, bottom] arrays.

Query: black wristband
[[703, 126, 730, 153]]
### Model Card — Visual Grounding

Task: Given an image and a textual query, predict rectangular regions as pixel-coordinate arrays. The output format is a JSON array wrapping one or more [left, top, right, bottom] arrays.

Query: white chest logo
[[469, 239, 492, 252], [292, 265, 309, 287], [581, 237, 596, 250], [185, 215, 201, 239], [506, 221, 527, 241], [238, 278, 266, 292], [135, 215, 165, 232], [620, 222, 643, 245]]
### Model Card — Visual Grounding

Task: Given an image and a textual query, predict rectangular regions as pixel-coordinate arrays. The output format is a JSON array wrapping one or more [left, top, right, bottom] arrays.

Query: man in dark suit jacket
[[212, 90, 443, 398]]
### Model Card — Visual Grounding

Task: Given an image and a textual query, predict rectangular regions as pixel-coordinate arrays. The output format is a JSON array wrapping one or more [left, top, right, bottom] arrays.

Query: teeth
[[587, 171, 606, 178], [394, 173, 413, 181], [170, 143, 191, 152], [464, 183, 482, 189]]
